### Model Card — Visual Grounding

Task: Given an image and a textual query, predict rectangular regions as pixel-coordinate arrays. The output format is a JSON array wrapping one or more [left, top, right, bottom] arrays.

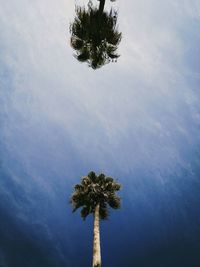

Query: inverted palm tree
[[70, 171, 121, 267], [70, 0, 122, 69]]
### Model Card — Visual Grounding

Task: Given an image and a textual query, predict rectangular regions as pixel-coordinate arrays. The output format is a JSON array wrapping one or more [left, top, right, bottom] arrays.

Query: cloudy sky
[[0, 0, 200, 266]]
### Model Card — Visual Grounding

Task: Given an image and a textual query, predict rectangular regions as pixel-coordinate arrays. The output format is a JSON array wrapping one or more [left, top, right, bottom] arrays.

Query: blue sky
[[0, 0, 200, 266]]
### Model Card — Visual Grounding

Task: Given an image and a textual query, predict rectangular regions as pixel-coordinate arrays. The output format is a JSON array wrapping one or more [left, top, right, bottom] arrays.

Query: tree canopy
[[70, 171, 121, 220], [70, 6, 122, 69]]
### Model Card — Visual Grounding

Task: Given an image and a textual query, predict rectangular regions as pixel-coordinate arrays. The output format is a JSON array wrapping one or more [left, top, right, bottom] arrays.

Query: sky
[[0, 0, 200, 266]]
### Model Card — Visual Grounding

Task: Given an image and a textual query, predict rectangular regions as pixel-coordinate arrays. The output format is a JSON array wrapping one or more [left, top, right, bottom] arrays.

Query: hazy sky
[[0, 0, 200, 266]]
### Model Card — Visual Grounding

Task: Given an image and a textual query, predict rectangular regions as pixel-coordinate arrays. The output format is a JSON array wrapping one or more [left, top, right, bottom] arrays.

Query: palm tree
[[70, 0, 122, 69], [70, 171, 121, 267]]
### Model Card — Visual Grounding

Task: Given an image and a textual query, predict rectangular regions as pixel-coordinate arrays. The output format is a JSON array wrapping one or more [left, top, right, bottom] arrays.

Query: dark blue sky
[[0, 0, 200, 266]]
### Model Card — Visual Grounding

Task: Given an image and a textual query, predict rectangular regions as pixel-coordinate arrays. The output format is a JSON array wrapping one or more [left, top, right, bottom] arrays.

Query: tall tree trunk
[[98, 0, 105, 14], [92, 203, 101, 267]]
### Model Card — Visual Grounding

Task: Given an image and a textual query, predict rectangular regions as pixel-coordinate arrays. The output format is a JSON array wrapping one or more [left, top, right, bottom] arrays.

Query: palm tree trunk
[[92, 203, 101, 267], [99, 0, 105, 14]]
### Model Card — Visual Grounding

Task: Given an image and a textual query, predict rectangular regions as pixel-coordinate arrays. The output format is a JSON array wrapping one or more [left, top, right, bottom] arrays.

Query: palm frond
[[108, 195, 121, 209], [81, 206, 90, 220]]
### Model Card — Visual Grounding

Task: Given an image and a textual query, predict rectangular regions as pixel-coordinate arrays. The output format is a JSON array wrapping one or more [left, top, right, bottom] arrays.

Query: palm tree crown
[[70, 6, 122, 69], [70, 171, 121, 220]]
